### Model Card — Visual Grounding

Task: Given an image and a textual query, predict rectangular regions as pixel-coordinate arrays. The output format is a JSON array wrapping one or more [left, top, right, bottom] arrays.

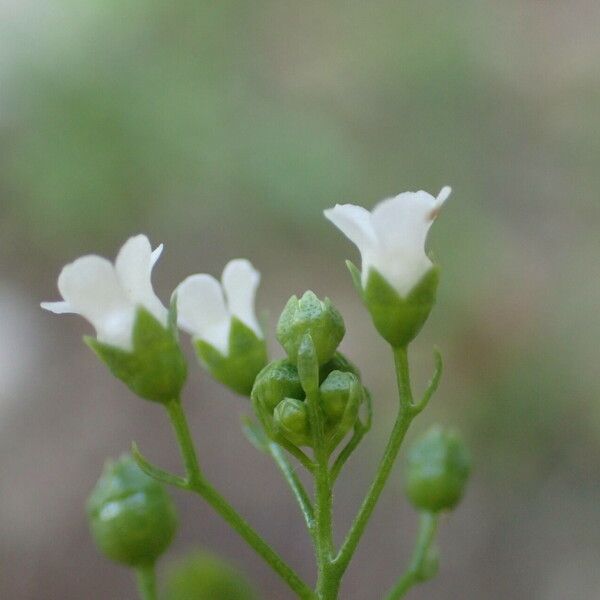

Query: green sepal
[[345, 260, 363, 296], [251, 359, 303, 414], [276, 291, 345, 366], [405, 426, 471, 513], [363, 266, 439, 348], [273, 397, 312, 447], [194, 317, 267, 396], [85, 305, 187, 404], [320, 370, 363, 450], [86, 453, 178, 567], [297, 333, 319, 394]]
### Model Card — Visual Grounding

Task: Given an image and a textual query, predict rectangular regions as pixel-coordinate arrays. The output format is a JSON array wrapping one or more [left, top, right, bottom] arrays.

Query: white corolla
[[324, 187, 451, 297], [175, 259, 262, 355], [41, 235, 167, 351]]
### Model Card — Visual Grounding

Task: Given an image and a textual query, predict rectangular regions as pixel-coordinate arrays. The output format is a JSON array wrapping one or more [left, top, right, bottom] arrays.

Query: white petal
[[368, 189, 447, 296], [115, 235, 167, 325], [40, 301, 74, 314], [324, 204, 377, 257], [221, 259, 262, 337], [150, 243, 164, 267], [436, 186, 452, 206], [175, 274, 230, 354], [57, 255, 134, 348]]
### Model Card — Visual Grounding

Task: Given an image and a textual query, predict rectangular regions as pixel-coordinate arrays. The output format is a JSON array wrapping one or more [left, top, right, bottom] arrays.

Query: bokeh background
[[1, 1, 599, 598]]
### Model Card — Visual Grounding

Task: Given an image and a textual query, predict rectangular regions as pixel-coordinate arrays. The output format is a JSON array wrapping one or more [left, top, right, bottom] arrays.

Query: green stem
[[334, 346, 415, 575], [268, 440, 316, 534], [164, 399, 314, 600], [165, 399, 202, 486], [135, 563, 157, 600], [384, 512, 439, 600]]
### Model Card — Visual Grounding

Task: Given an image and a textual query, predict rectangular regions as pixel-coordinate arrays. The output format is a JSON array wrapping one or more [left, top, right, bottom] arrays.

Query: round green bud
[[319, 370, 360, 422], [251, 359, 304, 414], [276, 291, 345, 366], [163, 551, 259, 600], [273, 397, 311, 447], [406, 426, 471, 513], [86, 454, 178, 567]]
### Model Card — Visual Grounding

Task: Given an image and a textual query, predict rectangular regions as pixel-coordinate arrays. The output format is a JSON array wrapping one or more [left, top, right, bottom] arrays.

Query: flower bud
[[251, 359, 303, 414], [86, 454, 178, 567], [320, 370, 362, 442], [86, 306, 187, 404], [273, 397, 311, 447], [320, 370, 359, 422], [195, 318, 267, 396], [362, 266, 439, 348], [163, 551, 258, 600], [276, 291, 345, 366], [405, 426, 471, 513]]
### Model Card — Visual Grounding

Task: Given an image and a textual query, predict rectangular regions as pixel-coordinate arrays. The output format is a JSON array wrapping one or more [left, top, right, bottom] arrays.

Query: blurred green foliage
[[1, 0, 599, 490]]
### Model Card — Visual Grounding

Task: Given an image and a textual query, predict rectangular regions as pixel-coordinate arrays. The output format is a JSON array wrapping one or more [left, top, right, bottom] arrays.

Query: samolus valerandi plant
[[42, 187, 470, 599]]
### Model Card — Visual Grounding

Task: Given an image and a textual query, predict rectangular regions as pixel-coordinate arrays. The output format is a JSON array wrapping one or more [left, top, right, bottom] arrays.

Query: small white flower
[[41, 235, 167, 350], [324, 187, 451, 297], [175, 259, 262, 355]]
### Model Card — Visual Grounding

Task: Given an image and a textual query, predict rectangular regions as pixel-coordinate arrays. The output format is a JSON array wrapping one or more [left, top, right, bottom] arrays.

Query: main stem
[[165, 399, 314, 600], [135, 564, 157, 600], [334, 346, 415, 575]]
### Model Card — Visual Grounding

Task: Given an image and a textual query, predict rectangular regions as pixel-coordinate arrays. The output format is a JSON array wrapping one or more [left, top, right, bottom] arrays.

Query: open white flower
[[175, 259, 262, 355], [41, 235, 167, 351], [324, 187, 451, 297]]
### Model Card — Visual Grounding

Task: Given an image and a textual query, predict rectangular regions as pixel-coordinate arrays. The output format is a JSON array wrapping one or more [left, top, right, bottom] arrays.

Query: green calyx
[[405, 426, 471, 513], [276, 291, 345, 366], [85, 304, 187, 404], [349, 262, 439, 348], [320, 369, 361, 423], [273, 397, 312, 447], [194, 317, 268, 396], [86, 454, 178, 567], [251, 359, 304, 413]]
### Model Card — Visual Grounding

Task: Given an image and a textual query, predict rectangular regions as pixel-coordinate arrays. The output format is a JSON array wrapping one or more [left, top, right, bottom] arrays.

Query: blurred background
[[1, 1, 599, 598]]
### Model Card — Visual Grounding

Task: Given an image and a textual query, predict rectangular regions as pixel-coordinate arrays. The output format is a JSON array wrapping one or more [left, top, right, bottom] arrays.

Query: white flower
[[41, 235, 167, 350], [175, 259, 262, 355], [324, 187, 451, 297]]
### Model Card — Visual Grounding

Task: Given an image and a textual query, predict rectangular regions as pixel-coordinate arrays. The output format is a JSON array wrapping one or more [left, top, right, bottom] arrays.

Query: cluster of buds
[[252, 291, 369, 455]]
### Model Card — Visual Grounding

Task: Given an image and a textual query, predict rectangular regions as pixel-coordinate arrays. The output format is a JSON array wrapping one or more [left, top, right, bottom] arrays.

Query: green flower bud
[[195, 318, 268, 396], [86, 306, 187, 404], [361, 265, 439, 348], [163, 551, 259, 600], [406, 426, 471, 513], [86, 454, 178, 567], [320, 370, 359, 422], [273, 397, 311, 447], [251, 359, 304, 414], [276, 291, 345, 366]]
